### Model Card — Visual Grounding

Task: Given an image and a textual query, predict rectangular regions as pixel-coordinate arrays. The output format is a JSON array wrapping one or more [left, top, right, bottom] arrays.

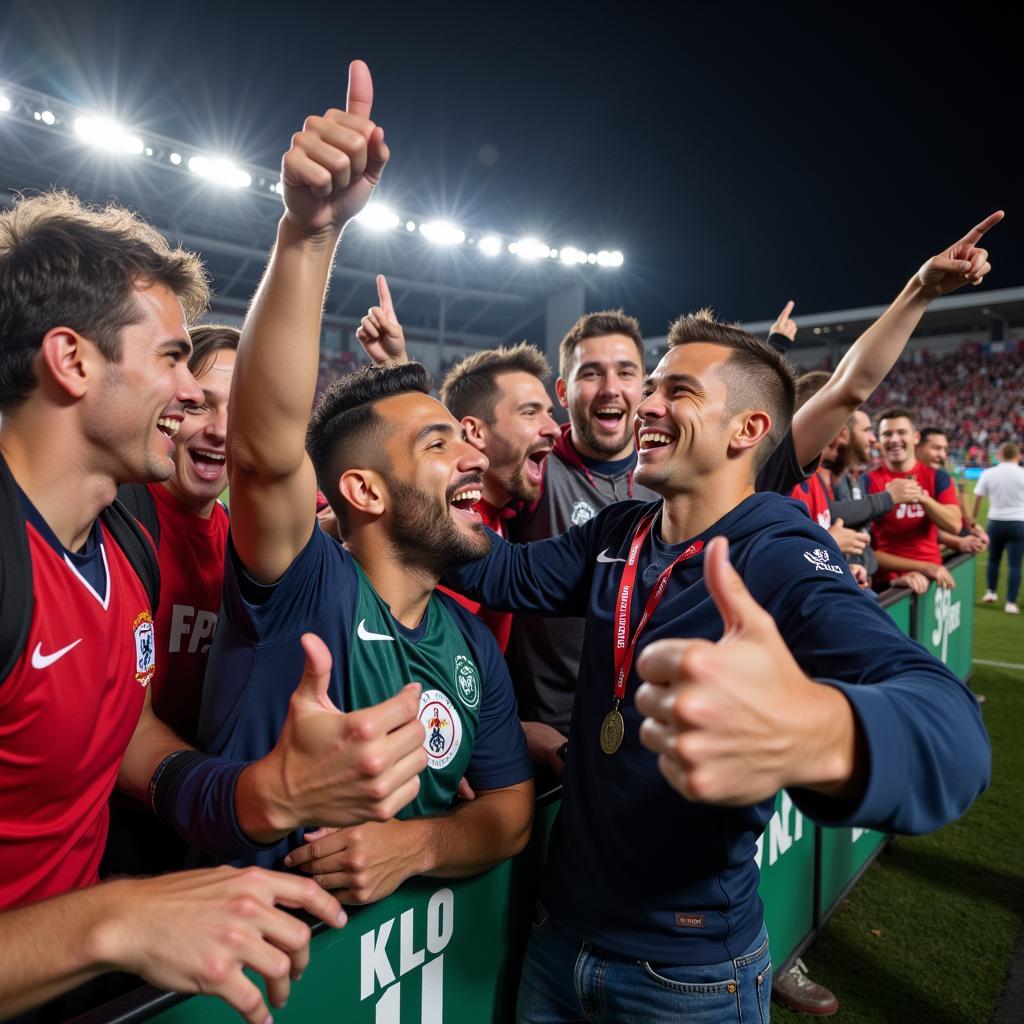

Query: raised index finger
[[958, 210, 1004, 246], [346, 59, 374, 118], [377, 274, 394, 317], [779, 299, 795, 320]]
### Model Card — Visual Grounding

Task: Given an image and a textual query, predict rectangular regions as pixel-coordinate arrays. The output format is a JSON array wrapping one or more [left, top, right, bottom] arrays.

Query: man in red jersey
[[0, 173, 424, 1019], [866, 406, 962, 587]]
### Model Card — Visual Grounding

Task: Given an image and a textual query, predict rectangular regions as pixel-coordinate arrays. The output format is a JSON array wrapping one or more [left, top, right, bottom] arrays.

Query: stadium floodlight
[[169, 151, 182, 165], [0, 94, 10, 113], [479, 235, 502, 257], [73, 116, 144, 156], [354, 203, 400, 231], [38, 110, 56, 125], [609, 250, 624, 268], [515, 237, 551, 261], [587, 253, 597, 264], [188, 155, 252, 189], [405, 220, 417, 232], [420, 220, 466, 246], [560, 246, 587, 266]]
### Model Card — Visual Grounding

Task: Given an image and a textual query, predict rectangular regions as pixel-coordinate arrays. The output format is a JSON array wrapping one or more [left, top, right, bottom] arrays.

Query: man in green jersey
[[199, 62, 533, 900]]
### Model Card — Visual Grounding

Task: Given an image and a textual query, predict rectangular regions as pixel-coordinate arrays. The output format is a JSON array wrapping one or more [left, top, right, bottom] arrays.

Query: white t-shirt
[[975, 461, 1024, 521]]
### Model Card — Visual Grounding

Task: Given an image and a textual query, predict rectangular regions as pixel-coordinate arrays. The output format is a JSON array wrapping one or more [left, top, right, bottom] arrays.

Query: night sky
[[1, 0, 1019, 335]]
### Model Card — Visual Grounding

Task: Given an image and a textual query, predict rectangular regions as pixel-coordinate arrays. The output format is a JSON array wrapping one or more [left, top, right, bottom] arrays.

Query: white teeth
[[639, 431, 674, 449], [194, 449, 226, 461], [156, 417, 180, 437], [595, 407, 624, 416], [451, 489, 481, 505]]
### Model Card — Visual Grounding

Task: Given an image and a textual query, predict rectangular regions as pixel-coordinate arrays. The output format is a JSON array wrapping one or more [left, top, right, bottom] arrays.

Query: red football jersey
[[0, 519, 151, 910], [438, 498, 513, 652], [148, 484, 229, 744], [866, 461, 958, 583], [789, 471, 833, 529]]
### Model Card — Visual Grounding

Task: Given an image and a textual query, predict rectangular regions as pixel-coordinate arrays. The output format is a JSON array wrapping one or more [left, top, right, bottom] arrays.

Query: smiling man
[[199, 62, 533, 893], [446, 216, 998, 1021]]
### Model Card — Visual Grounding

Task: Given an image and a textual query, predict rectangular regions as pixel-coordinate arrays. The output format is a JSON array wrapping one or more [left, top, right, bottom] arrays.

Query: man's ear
[[728, 410, 772, 458], [555, 377, 569, 410], [38, 327, 92, 400], [338, 468, 386, 520], [462, 415, 488, 453]]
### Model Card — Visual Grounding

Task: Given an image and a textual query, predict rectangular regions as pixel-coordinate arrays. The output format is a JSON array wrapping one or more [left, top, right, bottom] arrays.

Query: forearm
[[792, 279, 929, 465], [972, 495, 984, 523], [875, 550, 939, 575], [117, 699, 193, 804], [406, 784, 534, 879], [0, 884, 124, 1019], [829, 491, 893, 529], [230, 217, 341, 478], [921, 495, 962, 534]]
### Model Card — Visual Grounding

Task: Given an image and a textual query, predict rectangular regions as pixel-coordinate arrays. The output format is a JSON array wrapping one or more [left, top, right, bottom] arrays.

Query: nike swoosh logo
[[357, 619, 395, 642], [596, 549, 626, 564], [31, 638, 83, 669]]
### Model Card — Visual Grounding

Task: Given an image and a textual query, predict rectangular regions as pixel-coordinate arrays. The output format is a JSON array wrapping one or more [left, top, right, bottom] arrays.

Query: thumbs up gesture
[[634, 537, 859, 807], [237, 634, 428, 841], [357, 273, 409, 364], [280, 60, 390, 236]]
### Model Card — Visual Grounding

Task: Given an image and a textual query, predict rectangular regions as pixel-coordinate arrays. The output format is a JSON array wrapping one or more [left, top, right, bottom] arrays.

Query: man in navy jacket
[[448, 294, 991, 1022]]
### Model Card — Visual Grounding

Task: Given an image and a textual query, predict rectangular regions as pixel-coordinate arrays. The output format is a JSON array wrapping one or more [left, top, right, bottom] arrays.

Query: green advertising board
[[755, 790, 816, 965], [913, 555, 975, 680]]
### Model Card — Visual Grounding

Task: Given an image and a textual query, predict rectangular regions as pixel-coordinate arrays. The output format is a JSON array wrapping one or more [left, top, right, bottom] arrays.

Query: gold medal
[[600, 709, 625, 755]]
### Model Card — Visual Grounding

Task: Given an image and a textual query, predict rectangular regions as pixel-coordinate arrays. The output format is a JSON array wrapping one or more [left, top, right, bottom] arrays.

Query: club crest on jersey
[[418, 689, 463, 770], [803, 548, 844, 575], [453, 654, 480, 709], [132, 611, 156, 687], [571, 499, 596, 526]]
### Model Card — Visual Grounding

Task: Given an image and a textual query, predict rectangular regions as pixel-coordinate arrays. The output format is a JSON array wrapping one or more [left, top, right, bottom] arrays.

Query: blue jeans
[[517, 905, 772, 1024], [987, 519, 1024, 603]]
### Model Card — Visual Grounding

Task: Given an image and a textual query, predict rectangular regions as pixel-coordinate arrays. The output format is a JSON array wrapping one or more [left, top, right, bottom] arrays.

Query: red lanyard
[[612, 514, 704, 702]]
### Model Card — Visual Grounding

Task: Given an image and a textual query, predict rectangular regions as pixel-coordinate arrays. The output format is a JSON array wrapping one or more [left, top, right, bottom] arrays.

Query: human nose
[[178, 365, 203, 405], [459, 440, 488, 476], [539, 412, 560, 440]]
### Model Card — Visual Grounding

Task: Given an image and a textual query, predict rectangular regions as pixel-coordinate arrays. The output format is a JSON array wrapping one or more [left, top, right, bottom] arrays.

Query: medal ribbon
[[612, 513, 704, 703]]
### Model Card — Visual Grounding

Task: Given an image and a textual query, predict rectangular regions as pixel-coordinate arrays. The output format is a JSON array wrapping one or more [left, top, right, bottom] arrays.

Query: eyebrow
[[643, 372, 705, 392], [517, 401, 551, 413], [575, 359, 641, 375], [159, 338, 193, 359], [414, 422, 455, 445]]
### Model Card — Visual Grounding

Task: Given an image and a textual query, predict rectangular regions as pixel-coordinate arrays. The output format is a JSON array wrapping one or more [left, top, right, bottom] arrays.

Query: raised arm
[[229, 61, 390, 583], [792, 212, 1004, 467]]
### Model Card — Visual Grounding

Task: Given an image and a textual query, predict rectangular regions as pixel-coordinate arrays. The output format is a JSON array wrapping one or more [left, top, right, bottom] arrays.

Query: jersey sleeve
[[457, 612, 532, 791], [739, 530, 990, 835], [755, 428, 814, 494], [442, 504, 615, 616], [934, 469, 958, 505]]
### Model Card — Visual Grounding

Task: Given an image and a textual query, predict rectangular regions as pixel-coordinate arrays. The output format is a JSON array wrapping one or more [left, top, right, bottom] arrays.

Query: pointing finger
[[958, 209, 1004, 247], [377, 274, 395, 318]]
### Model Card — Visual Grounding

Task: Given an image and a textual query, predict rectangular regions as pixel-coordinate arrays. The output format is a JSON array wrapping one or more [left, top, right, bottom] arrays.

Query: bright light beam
[[0, 95, 11, 113], [515, 238, 551, 261], [420, 220, 466, 246], [354, 203, 400, 231], [73, 116, 144, 156], [188, 155, 251, 189], [479, 235, 502, 257]]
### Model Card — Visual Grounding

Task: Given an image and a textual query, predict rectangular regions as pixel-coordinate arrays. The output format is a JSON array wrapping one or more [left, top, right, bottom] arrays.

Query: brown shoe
[[771, 958, 839, 1015]]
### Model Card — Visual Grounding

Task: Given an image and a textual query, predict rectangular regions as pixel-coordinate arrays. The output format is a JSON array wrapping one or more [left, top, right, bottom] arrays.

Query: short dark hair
[[917, 426, 948, 446], [188, 324, 239, 379], [794, 370, 832, 411], [1000, 441, 1020, 461], [666, 309, 796, 473], [440, 342, 551, 421], [877, 406, 915, 428], [0, 190, 209, 412], [559, 309, 643, 380], [306, 361, 433, 531]]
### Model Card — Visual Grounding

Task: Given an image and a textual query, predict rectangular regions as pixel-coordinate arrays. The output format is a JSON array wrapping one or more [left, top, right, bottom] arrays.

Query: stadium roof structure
[[0, 78, 627, 368]]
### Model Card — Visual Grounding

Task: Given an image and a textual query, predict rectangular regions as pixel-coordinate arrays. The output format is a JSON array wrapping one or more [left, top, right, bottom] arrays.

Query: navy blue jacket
[[447, 492, 990, 962]]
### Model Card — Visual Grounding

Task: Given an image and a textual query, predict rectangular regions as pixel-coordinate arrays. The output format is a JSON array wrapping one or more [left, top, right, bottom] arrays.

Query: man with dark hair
[[866, 407, 962, 588], [915, 425, 990, 555], [447, 228, 996, 1021], [356, 279, 560, 652], [0, 192, 392, 1023], [201, 62, 533, 899]]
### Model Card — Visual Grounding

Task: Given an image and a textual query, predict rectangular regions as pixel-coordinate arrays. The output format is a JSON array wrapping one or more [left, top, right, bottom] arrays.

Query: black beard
[[388, 479, 491, 576]]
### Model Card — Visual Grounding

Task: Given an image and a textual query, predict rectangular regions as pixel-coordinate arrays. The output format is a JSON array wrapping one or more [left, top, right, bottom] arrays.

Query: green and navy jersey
[[198, 525, 531, 867]]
